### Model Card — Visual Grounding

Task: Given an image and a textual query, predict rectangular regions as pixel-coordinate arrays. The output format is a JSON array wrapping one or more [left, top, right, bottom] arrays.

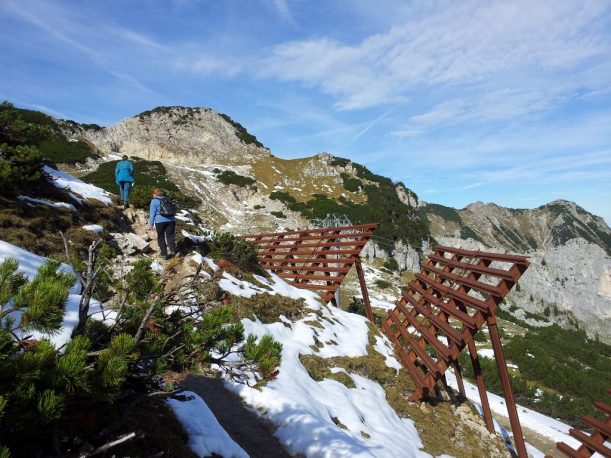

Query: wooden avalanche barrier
[[550, 390, 611, 458], [382, 245, 530, 457], [242, 223, 379, 320]]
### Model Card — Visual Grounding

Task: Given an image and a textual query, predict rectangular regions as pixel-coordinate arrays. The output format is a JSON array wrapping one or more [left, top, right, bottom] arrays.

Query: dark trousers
[[155, 221, 176, 257]]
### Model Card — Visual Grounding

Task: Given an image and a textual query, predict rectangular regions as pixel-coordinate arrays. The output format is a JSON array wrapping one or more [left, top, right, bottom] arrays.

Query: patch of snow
[[373, 335, 402, 371], [445, 370, 583, 453], [212, 272, 431, 457], [227, 305, 427, 457], [82, 224, 104, 233], [369, 296, 397, 311], [166, 391, 249, 458], [203, 256, 219, 272], [477, 348, 495, 359], [182, 229, 213, 243], [17, 195, 76, 211], [191, 253, 204, 264], [218, 272, 269, 298], [0, 240, 117, 347], [43, 165, 112, 205]]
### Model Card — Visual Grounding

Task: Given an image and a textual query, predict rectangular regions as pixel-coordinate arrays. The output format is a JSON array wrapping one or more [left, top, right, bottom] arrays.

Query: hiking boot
[[163, 253, 174, 260], [124, 203, 130, 209]]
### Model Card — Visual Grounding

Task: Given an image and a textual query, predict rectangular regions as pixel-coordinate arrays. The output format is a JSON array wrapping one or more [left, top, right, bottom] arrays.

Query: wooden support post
[[355, 257, 373, 322], [452, 361, 466, 398], [467, 338, 495, 433], [488, 315, 527, 458]]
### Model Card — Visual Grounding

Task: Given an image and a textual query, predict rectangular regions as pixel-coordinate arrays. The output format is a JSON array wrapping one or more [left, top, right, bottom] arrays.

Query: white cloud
[[260, 0, 610, 112], [272, 0, 295, 24], [0, 0, 159, 93]]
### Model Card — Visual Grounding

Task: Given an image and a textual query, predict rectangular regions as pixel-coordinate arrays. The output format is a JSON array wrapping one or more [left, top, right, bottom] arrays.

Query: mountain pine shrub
[[347, 296, 366, 316], [243, 334, 282, 381], [383, 257, 400, 272], [204, 232, 259, 271], [1, 238, 285, 454], [0, 101, 98, 165], [215, 169, 256, 187]]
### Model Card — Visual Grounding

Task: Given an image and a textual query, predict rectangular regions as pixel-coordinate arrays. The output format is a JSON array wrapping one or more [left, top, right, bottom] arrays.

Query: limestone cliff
[[61, 106, 271, 166], [423, 200, 611, 255]]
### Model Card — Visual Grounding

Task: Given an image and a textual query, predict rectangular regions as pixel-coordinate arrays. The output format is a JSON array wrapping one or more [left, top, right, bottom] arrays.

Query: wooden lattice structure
[[550, 390, 611, 458], [382, 246, 530, 457], [242, 224, 379, 319]]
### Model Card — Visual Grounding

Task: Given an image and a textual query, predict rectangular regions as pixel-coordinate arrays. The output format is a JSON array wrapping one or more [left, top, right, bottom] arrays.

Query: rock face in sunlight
[[433, 236, 611, 344], [423, 199, 611, 254], [61, 106, 271, 166]]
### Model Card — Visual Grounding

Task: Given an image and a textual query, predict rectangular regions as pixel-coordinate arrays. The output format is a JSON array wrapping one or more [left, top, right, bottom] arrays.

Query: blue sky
[[2, 0, 610, 224]]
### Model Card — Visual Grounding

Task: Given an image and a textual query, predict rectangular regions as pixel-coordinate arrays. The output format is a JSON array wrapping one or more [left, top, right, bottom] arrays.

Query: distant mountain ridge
[[422, 199, 611, 255]]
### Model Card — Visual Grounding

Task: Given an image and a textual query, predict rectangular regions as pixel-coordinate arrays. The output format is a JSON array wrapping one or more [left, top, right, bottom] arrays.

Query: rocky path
[[179, 374, 293, 458], [109, 209, 292, 456]]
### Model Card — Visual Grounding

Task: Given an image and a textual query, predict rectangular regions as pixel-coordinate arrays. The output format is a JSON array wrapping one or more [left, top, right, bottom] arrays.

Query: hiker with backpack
[[148, 188, 177, 260], [115, 155, 134, 208]]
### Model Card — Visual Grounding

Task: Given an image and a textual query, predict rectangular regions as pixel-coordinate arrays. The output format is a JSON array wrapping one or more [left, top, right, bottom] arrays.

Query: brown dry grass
[[0, 196, 126, 259], [230, 294, 307, 324], [251, 156, 367, 203]]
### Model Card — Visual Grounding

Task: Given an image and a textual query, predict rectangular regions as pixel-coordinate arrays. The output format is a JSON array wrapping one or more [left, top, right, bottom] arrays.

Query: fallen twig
[[80, 431, 139, 457]]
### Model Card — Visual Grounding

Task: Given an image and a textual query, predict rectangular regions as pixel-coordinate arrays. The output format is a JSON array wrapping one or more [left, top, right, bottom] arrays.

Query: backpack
[[157, 196, 176, 217]]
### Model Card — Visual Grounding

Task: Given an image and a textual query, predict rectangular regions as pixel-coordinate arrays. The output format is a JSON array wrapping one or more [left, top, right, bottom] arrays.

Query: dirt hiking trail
[[179, 374, 294, 458]]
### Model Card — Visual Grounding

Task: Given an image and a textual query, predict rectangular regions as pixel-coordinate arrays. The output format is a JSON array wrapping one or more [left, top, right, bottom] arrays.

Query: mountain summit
[[61, 106, 271, 166]]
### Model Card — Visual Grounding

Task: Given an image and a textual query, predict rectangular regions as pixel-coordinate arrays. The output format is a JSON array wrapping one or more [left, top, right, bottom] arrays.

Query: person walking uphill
[[149, 188, 176, 260], [115, 155, 134, 208]]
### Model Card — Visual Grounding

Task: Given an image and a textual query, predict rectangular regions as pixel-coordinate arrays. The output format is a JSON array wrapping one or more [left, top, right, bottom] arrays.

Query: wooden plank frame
[[242, 223, 379, 319], [381, 245, 531, 458], [549, 390, 611, 458]]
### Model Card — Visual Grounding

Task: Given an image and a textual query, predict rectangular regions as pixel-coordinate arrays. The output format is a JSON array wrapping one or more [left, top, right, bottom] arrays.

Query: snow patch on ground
[[215, 273, 429, 457], [166, 391, 248, 458], [0, 240, 115, 347], [373, 334, 402, 371], [445, 369, 582, 454], [182, 229, 213, 243], [44, 166, 112, 205], [17, 195, 76, 211], [82, 224, 104, 233], [218, 272, 270, 298], [477, 348, 495, 359]]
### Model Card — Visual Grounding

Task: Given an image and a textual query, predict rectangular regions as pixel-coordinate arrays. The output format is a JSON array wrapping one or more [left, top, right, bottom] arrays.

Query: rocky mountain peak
[[61, 105, 271, 166]]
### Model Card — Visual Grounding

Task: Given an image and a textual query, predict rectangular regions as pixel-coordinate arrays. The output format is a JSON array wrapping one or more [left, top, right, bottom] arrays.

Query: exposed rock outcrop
[[424, 200, 611, 255], [436, 235, 611, 343], [61, 107, 271, 166]]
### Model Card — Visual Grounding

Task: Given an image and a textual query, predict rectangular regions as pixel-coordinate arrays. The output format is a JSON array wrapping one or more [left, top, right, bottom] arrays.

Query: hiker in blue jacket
[[115, 155, 134, 208], [148, 188, 177, 260]]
